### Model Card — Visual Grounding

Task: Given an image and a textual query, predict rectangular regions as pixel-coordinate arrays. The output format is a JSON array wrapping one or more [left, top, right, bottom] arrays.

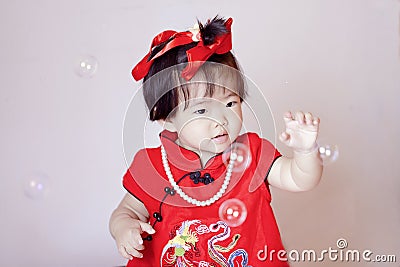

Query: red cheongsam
[[123, 130, 290, 266]]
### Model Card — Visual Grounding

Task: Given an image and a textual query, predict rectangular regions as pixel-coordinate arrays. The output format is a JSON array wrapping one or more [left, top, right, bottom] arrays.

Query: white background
[[0, 0, 399, 266]]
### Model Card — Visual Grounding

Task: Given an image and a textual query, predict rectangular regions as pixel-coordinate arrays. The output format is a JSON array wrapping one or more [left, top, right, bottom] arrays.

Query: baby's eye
[[226, 101, 237, 108], [194, 109, 206, 114]]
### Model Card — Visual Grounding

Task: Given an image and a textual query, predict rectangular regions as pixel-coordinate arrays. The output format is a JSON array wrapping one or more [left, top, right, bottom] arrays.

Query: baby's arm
[[109, 193, 155, 260], [267, 111, 323, 192]]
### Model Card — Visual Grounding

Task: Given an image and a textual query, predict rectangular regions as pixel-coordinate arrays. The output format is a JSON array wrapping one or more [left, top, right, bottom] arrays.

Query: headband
[[131, 18, 233, 81]]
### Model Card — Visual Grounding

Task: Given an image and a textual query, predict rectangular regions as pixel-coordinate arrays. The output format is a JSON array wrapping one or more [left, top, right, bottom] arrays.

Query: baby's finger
[[133, 234, 144, 246], [312, 116, 320, 126], [138, 221, 156, 235], [118, 244, 134, 260], [294, 111, 305, 124], [127, 235, 145, 250], [304, 112, 313, 125], [129, 238, 145, 251], [128, 228, 144, 246], [125, 245, 143, 258], [283, 111, 294, 123], [135, 244, 145, 251], [279, 132, 291, 145], [284, 111, 293, 119]]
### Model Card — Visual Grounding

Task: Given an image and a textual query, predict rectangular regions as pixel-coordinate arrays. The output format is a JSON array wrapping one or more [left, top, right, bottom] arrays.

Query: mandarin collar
[[159, 130, 226, 171]]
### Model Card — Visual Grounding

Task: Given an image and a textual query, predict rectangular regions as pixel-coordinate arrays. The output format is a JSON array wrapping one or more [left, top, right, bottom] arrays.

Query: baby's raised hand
[[115, 219, 155, 260], [279, 111, 320, 153]]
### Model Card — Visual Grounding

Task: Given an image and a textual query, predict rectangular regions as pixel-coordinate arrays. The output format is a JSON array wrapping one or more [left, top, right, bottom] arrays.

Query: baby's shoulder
[[136, 146, 160, 155], [131, 146, 162, 166]]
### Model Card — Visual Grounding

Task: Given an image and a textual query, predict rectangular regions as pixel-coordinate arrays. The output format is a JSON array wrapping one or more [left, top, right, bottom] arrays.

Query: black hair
[[142, 16, 247, 121]]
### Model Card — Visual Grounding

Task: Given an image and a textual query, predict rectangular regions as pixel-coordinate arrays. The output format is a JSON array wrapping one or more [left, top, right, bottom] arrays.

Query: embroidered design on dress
[[160, 220, 252, 267], [208, 221, 251, 267], [161, 220, 201, 266]]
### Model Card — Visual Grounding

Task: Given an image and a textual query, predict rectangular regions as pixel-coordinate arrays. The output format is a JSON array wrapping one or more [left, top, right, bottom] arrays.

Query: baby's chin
[[182, 138, 234, 156], [213, 142, 234, 155], [194, 145, 228, 157]]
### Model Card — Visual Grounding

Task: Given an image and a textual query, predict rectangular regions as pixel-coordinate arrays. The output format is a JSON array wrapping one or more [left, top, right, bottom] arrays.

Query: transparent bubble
[[23, 172, 50, 199], [218, 198, 247, 227], [222, 143, 252, 172], [318, 144, 339, 165], [74, 55, 98, 78]]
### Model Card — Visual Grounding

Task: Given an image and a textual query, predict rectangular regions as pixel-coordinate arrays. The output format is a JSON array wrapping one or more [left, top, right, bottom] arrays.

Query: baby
[[110, 16, 322, 266]]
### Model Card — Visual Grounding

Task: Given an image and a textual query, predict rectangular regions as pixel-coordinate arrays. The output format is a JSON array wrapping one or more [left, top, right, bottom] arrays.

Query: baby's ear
[[157, 119, 177, 132]]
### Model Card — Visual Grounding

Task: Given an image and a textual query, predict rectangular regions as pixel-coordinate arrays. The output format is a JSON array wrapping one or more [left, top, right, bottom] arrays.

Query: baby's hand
[[115, 219, 155, 260], [279, 111, 320, 153]]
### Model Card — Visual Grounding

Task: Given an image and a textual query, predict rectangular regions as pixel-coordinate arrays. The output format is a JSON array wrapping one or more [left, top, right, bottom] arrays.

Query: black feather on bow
[[198, 15, 229, 46]]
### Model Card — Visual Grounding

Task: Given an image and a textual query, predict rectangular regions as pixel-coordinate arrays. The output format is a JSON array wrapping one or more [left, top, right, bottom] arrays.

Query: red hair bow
[[131, 18, 233, 81]]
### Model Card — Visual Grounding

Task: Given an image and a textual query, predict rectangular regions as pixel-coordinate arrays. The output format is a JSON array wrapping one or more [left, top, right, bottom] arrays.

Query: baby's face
[[165, 85, 243, 158]]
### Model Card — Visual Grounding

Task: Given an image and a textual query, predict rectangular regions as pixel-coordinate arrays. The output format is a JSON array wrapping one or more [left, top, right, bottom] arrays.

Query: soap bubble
[[75, 55, 98, 78], [218, 198, 247, 227], [222, 143, 252, 172], [23, 172, 50, 199], [318, 143, 339, 165]]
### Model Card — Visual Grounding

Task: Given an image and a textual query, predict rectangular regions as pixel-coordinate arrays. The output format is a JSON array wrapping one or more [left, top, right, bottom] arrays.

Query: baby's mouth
[[212, 133, 229, 144]]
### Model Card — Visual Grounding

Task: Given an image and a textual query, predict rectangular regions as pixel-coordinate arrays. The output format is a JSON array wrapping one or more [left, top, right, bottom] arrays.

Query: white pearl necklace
[[161, 145, 236, 207]]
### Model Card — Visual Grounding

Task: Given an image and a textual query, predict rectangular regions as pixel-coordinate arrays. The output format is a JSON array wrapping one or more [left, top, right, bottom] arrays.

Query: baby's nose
[[213, 113, 228, 127]]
